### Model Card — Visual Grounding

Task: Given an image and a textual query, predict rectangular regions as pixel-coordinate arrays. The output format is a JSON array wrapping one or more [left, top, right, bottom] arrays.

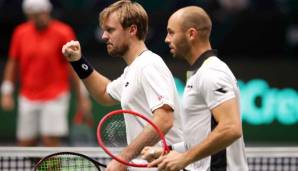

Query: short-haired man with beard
[[142, 6, 248, 171], [62, 1, 183, 171]]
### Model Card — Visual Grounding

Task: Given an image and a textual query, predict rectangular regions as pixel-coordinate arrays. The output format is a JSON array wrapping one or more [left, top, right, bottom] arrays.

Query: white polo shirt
[[181, 50, 248, 171], [107, 50, 183, 145]]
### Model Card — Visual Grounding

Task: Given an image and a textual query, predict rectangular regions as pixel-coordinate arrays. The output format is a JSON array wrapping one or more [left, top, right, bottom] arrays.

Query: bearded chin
[[173, 48, 187, 59], [108, 44, 129, 57], [175, 42, 190, 59]]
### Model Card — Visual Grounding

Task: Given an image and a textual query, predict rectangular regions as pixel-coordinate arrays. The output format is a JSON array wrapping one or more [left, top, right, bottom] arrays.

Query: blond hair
[[99, 0, 148, 40]]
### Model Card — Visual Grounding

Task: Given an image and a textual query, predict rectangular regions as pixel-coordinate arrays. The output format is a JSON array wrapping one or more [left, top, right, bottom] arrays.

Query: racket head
[[128, 167, 158, 171], [97, 109, 170, 168], [33, 151, 106, 171]]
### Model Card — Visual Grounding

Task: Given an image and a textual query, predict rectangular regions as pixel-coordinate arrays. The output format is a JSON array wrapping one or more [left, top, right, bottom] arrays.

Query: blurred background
[[0, 0, 297, 146]]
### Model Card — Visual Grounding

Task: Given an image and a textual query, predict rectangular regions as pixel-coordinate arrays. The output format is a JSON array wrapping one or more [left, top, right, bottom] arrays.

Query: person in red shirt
[[0, 0, 91, 146]]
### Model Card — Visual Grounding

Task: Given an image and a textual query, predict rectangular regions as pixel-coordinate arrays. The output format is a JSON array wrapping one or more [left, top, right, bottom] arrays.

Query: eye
[[168, 31, 174, 36], [167, 29, 174, 36], [106, 27, 115, 33]]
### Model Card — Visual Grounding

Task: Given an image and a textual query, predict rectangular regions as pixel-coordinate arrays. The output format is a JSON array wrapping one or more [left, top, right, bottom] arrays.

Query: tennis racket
[[97, 109, 170, 168], [33, 151, 106, 171]]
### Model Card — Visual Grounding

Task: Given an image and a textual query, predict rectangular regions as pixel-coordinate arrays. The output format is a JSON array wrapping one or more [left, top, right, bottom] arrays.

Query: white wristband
[[1, 81, 14, 95], [172, 142, 187, 153]]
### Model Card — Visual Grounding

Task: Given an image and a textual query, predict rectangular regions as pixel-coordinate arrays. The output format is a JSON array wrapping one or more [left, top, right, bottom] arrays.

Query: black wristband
[[70, 56, 94, 79]]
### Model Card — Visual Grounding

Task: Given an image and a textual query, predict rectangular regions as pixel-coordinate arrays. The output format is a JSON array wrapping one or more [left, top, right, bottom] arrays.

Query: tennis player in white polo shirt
[[142, 6, 248, 171], [62, 1, 183, 171]]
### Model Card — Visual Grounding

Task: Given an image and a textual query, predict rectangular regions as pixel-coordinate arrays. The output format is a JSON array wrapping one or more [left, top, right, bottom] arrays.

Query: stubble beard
[[174, 38, 191, 60], [108, 43, 129, 57]]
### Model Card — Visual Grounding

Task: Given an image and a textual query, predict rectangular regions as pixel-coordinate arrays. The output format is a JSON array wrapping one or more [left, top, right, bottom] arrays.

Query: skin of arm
[[1, 58, 18, 111], [149, 98, 242, 171], [62, 40, 117, 106], [121, 104, 174, 160], [68, 66, 93, 114], [106, 105, 174, 171], [81, 71, 117, 106]]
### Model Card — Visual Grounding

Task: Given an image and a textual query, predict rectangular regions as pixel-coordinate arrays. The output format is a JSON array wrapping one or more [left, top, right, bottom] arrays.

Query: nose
[[165, 34, 170, 44], [101, 31, 109, 42]]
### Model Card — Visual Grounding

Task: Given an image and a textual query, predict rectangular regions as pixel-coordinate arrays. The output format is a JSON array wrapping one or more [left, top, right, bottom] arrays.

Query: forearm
[[121, 106, 174, 160], [1, 58, 17, 95], [120, 125, 162, 161], [62, 41, 116, 105], [185, 123, 241, 165], [68, 58, 116, 106], [82, 71, 115, 105], [69, 67, 84, 99], [3, 58, 17, 82]]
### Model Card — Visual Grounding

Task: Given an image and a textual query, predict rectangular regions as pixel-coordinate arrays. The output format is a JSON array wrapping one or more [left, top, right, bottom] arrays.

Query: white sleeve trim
[[209, 93, 235, 110], [151, 99, 175, 112], [106, 83, 117, 100]]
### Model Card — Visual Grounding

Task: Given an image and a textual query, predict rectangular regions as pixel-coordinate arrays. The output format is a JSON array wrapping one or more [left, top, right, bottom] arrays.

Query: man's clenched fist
[[62, 40, 82, 61]]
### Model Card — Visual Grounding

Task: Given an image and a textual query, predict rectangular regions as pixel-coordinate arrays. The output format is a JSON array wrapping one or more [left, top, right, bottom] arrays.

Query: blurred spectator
[[0, 0, 91, 146], [0, 0, 297, 60], [219, 0, 249, 11]]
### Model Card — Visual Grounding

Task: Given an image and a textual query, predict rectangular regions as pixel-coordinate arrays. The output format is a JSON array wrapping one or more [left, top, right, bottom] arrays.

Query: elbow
[[161, 118, 174, 134], [229, 124, 242, 141], [219, 123, 242, 143], [166, 121, 174, 132], [153, 105, 174, 134], [162, 120, 173, 134], [93, 96, 106, 105]]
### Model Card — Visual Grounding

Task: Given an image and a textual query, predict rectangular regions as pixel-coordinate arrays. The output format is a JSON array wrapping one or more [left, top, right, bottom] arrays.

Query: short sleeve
[[141, 65, 175, 112], [106, 73, 124, 102], [62, 25, 76, 43], [199, 70, 235, 109]]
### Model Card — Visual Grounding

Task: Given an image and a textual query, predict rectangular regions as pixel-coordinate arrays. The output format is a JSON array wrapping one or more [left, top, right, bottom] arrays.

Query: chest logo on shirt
[[125, 82, 129, 87], [185, 84, 193, 92], [158, 95, 164, 101], [215, 87, 227, 94], [187, 85, 193, 88]]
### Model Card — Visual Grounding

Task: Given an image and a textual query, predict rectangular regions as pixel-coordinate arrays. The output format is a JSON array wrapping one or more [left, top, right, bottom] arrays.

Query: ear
[[187, 28, 198, 41], [129, 24, 138, 37]]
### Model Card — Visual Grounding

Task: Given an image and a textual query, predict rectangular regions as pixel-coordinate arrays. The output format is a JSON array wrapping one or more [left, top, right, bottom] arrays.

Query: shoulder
[[50, 20, 75, 34], [197, 57, 235, 86], [13, 22, 32, 36], [200, 57, 232, 76], [138, 50, 166, 67]]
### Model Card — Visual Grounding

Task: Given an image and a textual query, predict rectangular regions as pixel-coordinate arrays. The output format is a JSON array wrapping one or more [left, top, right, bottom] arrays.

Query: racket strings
[[97, 110, 170, 168], [101, 115, 127, 147], [36, 154, 98, 171]]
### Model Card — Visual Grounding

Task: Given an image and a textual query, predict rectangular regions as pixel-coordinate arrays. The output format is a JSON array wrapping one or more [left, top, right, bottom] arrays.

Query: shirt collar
[[189, 49, 218, 71]]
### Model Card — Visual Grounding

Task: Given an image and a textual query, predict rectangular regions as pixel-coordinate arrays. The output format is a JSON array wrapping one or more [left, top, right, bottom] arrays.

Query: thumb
[[65, 48, 76, 57]]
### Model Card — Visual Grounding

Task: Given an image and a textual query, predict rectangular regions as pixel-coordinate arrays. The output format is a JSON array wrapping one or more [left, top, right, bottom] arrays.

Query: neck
[[187, 41, 211, 66], [123, 40, 147, 65], [34, 19, 51, 31]]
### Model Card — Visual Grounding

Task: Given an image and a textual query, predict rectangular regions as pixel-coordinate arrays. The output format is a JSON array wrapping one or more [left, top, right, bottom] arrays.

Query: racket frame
[[97, 109, 170, 167], [33, 151, 106, 171]]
